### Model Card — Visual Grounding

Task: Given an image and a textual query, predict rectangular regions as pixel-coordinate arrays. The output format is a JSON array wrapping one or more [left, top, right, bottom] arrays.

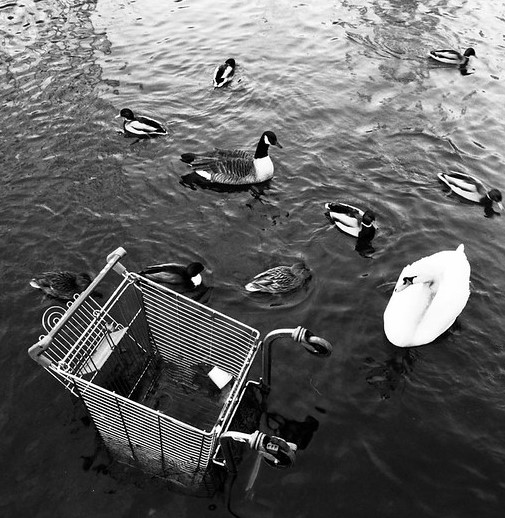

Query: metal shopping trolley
[[28, 248, 332, 495]]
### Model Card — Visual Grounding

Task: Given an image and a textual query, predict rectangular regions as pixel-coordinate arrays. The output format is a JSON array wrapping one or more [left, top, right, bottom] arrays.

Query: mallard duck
[[428, 47, 476, 66], [384, 244, 470, 347], [325, 202, 376, 240], [116, 108, 167, 138], [213, 58, 236, 88], [30, 271, 92, 300], [245, 263, 311, 294], [139, 262, 205, 291], [438, 171, 503, 212], [180, 131, 282, 185]]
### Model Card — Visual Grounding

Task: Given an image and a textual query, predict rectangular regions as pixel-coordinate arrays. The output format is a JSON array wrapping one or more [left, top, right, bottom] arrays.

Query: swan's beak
[[395, 275, 415, 292]]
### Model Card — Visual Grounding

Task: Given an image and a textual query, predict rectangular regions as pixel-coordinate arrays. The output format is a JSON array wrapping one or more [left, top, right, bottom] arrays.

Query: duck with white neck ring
[[325, 202, 377, 255], [438, 171, 503, 216], [180, 131, 282, 185], [325, 202, 376, 238], [428, 47, 476, 66], [383, 244, 471, 348]]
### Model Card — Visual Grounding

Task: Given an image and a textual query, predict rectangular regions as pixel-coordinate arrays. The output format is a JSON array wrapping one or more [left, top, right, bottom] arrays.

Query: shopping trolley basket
[[28, 247, 332, 494]]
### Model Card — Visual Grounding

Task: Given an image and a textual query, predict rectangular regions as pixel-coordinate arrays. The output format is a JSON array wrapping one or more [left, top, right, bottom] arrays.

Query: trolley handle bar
[[28, 247, 127, 367], [261, 326, 332, 388], [219, 430, 297, 473], [264, 326, 332, 356]]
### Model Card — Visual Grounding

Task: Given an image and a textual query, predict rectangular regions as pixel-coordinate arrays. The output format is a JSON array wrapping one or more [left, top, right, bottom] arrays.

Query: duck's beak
[[496, 202, 504, 212], [115, 114, 121, 119]]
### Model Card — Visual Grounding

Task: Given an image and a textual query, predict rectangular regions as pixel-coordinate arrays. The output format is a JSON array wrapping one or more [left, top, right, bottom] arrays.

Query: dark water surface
[[1, 0, 505, 516]]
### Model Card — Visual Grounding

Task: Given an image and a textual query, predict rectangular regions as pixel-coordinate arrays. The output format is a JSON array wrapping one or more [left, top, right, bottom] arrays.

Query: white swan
[[383, 244, 470, 348]]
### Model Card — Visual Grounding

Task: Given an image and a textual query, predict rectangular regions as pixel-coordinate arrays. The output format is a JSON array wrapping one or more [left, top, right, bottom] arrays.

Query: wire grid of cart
[[29, 249, 261, 491]]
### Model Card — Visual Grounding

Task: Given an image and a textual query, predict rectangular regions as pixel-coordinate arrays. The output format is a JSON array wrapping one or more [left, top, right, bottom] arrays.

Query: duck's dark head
[[225, 58, 236, 68], [362, 210, 376, 226], [292, 262, 311, 279], [76, 273, 92, 289], [187, 262, 205, 276], [464, 48, 476, 58], [187, 262, 205, 287], [487, 188, 504, 212], [119, 108, 135, 120], [263, 131, 283, 148], [488, 189, 502, 203]]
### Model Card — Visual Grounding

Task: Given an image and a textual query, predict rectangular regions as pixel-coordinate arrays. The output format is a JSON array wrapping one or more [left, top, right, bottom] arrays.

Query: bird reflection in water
[[364, 349, 419, 400]]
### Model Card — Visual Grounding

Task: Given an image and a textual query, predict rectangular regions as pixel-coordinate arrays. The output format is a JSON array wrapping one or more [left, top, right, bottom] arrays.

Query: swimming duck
[[438, 171, 503, 213], [325, 202, 376, 239], [213, 58, 236, 88], [245, 263, 311, 294], [138, 262, 205, 291], [383, 244, 470, 348], [30, 271, 92, 300], [428, 47, 476, 66], [180, 131, 282, 185], [116, 108, 167, 138]]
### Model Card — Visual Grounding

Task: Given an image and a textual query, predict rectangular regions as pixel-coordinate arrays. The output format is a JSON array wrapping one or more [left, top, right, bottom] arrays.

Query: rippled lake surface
[[1, 0, 505, 516]]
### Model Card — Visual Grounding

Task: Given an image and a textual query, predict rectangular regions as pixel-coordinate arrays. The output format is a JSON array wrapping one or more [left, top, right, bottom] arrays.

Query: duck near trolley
[[383, 244, 471, 348]]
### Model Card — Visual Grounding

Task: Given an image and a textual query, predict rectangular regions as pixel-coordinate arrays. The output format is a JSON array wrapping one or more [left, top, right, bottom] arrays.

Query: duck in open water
[[245, 263, 311, 294], [438, 171, 503, 216], [116, 108, 167, 138], [428, 47, 476, 66], [325, 202, 376, 256], [213, 58, 236, 88]]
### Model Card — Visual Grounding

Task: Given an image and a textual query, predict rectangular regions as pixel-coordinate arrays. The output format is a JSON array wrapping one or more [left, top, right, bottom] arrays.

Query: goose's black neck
[[254, 134, 270, 159]]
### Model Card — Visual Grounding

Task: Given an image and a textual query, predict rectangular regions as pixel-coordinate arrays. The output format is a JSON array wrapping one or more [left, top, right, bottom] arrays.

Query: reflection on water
[[265, 412, 319, 451], [364, 349, 419, 400], [2, 0, 505, 516]]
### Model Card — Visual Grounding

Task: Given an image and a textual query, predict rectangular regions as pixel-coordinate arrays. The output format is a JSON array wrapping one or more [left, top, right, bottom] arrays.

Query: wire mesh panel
[[39, 277, 156, 397], [135, 275, 260, 432], [68, 373, 216, 487]]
